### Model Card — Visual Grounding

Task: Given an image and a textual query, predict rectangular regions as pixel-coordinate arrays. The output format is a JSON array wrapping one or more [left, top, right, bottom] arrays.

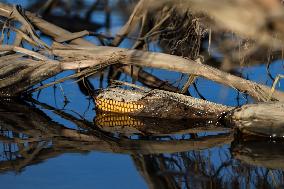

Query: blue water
[[0, 1, 284, 189], [0, 153, 146, 189]]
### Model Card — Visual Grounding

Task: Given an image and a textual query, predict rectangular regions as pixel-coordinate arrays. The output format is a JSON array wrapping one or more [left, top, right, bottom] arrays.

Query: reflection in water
[[232, 139, 284, 171], [94, 112, 229, 136], [0, 100, 284, 188]]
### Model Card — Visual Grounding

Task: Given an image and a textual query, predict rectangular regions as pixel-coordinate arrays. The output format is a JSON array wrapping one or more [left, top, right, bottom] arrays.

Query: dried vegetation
[[0, 0, 283, 134]]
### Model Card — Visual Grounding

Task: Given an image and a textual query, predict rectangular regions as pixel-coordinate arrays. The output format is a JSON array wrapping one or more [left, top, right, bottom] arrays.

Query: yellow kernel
[[121, 102, 125, 108], [125, 103, 129, 108]]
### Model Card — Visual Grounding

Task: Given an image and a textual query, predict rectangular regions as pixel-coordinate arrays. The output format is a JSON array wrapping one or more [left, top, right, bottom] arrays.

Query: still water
[[0, 1, 284, 189]]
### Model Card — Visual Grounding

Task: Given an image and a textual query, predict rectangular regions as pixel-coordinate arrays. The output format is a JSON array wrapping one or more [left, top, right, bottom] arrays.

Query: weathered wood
[[0, 2, 283, 102], [0, 57, 61, 97], [54, 46, 284, 102], [228, 102, 284, 137]]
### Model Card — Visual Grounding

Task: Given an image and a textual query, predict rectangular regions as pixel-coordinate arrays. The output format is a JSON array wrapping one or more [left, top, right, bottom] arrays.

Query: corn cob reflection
[[95, 97, 144, 113], [95, 113, 144, 128]]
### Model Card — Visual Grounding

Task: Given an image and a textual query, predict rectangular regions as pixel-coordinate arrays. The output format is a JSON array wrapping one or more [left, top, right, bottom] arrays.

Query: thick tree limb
[[54, 46, 284, 102], [228, 102, 284, 137]]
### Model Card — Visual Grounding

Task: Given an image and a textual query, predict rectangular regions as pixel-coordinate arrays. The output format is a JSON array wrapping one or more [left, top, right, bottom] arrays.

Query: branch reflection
[[0, 100, 283, 188]]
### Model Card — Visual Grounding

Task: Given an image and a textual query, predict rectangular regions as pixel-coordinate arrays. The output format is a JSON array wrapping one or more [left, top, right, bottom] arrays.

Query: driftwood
[[0, 55, 60, 97], [228, 102, 284, 137], [1, 43, 283, 102], [52, 46, 284, 102]]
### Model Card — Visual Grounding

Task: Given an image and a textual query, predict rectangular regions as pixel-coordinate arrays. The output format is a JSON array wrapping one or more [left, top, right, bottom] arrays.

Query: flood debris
[[0, 1, 283, 138]]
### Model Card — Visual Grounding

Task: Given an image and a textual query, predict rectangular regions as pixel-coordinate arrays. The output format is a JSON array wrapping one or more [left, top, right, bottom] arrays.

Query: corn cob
[[95, 97, 144, 113]]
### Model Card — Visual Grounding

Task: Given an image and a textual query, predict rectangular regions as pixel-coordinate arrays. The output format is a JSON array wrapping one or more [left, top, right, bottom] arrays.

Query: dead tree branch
[[53, 46, 284, 102]]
